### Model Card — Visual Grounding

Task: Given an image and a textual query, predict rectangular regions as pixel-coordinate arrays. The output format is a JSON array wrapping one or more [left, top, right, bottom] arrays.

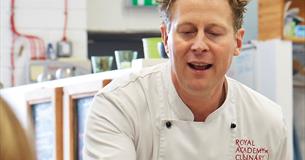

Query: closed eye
[[179, 30, 197, 38], [205, 26, 225, 39], [205, 31, 224, 40], [207, 32, 221, 36], [177, 23, 197, 37], [182, 31, 196, 34]]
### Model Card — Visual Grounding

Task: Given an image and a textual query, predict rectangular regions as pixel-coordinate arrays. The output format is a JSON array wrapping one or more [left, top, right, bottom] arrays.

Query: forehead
[[171, 0, 231, 11], [170, 0, 233, 26]]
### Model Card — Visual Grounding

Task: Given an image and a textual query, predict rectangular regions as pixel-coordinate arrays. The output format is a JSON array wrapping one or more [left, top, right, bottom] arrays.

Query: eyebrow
[[176, 22, 226, 29], [205, 24, 227, 31], [177, 22, 193, 26], [174, 23, 195, 32]]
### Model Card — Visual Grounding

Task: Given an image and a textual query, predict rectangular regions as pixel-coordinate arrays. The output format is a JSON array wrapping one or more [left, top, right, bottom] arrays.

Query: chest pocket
[[158, 120, 236, 160]]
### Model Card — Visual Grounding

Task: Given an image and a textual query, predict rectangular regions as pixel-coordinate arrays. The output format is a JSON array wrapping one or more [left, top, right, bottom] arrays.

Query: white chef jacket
[[83, 62, 290, 160]]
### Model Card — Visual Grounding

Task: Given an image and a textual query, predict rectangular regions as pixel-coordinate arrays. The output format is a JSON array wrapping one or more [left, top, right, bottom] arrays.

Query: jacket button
[[165, 121, 172, 128], [230, 123, 236, 129]]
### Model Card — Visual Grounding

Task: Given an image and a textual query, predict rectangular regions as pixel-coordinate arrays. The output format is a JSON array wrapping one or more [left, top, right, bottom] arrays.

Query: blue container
[[295, 25, 305, 38]]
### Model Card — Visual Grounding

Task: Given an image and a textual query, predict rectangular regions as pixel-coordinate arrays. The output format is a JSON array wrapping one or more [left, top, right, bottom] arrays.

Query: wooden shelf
[[258, 0, 305, 41], [258, 0, 284, 40], [284, 36, 305, 43]]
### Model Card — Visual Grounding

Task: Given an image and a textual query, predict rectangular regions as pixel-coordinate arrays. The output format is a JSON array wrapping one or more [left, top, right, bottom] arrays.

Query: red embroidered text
[[235, 138, 269, 160]]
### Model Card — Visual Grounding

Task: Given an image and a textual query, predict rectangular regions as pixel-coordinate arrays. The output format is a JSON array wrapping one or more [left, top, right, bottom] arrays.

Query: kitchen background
[[0, 0, 258, 87], [0, 0, 304, 160]]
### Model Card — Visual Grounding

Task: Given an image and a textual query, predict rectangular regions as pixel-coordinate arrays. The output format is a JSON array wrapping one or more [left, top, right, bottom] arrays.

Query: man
[[84, 0, 290, 159]]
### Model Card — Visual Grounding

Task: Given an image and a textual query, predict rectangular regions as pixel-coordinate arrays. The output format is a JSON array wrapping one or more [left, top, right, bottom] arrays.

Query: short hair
[[0, 97, 36, 160], [156, 0, 248, 32]]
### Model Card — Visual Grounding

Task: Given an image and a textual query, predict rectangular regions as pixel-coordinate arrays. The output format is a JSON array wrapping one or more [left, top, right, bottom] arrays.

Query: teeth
[[191, 63, 208, 67], [189, 63, 212, 70]]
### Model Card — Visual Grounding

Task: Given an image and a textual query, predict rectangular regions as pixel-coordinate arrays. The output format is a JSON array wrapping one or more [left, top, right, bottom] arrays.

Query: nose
[[190, 33, 209, 54]]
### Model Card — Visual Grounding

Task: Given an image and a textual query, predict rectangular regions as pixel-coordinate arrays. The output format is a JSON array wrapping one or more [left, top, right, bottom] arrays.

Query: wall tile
[[14, 9, 86, 29], [0, 0, 87, 87], [15, 0, 86, 10]]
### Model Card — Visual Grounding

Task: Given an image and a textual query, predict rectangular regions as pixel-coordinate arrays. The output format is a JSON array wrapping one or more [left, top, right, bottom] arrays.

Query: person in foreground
[[0, 97, 36, 160], [84, 0, 291, 159]]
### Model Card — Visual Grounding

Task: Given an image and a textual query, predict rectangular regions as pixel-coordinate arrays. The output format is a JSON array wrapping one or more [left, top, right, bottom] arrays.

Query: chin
[[186, 82, 208, 92]]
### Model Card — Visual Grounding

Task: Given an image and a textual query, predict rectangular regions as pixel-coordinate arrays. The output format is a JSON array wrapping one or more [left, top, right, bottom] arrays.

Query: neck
[[174, 79, 227, 122]]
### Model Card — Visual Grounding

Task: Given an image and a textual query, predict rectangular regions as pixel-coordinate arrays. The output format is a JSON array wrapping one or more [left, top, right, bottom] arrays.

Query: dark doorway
[[88, 32, 161, 70]]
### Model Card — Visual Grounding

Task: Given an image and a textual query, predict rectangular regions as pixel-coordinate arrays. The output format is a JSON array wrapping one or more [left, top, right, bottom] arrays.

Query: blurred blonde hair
[[0, 97, 36, 160]]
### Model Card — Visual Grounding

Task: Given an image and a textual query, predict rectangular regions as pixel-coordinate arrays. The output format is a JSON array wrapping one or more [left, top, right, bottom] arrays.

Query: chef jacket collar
[[162, 61, 235, 122]]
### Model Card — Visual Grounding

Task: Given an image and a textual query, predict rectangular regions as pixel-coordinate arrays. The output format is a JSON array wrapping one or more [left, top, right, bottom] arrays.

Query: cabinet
[[0, 69, 132, 160], [259, 0, 305, 43], [26, 87, 63, 160]]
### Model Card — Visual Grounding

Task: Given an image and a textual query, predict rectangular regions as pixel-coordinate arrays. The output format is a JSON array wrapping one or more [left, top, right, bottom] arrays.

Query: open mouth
[[188, 63, 213, 71]]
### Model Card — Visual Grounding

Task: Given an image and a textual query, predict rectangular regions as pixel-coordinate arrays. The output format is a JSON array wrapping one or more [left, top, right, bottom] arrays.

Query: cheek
[[174, 43, 191, 58], [217, 53, 233, 64], [169, 39, 188, 60], [213, 45, 235, 66]]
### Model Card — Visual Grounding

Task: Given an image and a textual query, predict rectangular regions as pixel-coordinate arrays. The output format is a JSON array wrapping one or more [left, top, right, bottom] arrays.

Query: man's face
[[161, 0, 244, 95]]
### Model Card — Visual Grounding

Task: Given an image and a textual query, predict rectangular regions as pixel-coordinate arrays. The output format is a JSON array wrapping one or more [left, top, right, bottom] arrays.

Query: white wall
[[243, 0, 258, 42], [87, 0, 161, 32], [0, 0, 87, 88], [0, 0, 12, 88], [256, 40, 293, 159]]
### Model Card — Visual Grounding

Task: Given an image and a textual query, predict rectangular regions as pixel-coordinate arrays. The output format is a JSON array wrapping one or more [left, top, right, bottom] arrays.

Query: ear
[[234, 28, 245, 56], [160, 23, 169, 57]]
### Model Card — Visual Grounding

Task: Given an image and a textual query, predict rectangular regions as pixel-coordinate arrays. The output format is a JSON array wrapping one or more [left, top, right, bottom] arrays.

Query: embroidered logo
[[235, 138, 269, 160]]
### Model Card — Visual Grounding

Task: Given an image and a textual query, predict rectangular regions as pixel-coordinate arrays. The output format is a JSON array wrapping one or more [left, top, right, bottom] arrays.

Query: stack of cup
[[91, 56, 114, 73], [114, 50, 138, 69]]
